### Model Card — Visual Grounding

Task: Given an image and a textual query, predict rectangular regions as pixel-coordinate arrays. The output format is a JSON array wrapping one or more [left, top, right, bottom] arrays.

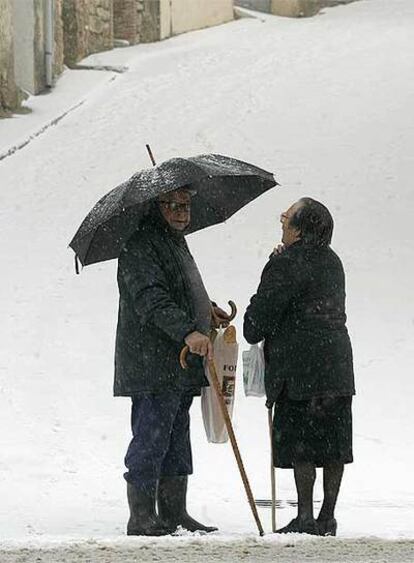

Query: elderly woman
[[244, 198, 355, 536]]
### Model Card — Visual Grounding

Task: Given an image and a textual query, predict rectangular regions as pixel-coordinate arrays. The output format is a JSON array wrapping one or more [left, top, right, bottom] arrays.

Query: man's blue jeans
[[124, 392, 193, 488]]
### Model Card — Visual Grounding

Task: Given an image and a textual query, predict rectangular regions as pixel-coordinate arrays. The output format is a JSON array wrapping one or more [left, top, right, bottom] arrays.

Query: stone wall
[[86, 0, 113, 55], [236, 0, 358, 17], [271, 0, 358, 17], [271, 0, 321, 17], [2, 0, 236, 114], [114, 0, 234, 45], [140, 0, 162, 43], [62, 0, 84, 67], [113, 0, 145, 44], [70, 0, 234, 55], [236, 0, 271, 13], [54, 0, 65, 78], [0, 0, 20, 113], [62, 0, 113, 67]]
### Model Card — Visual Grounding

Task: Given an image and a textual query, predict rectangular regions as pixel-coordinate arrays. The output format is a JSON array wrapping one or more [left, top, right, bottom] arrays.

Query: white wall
[[161, 0, 233, 38], [160, 0, 172, 40], [12, 0, 36, 93]]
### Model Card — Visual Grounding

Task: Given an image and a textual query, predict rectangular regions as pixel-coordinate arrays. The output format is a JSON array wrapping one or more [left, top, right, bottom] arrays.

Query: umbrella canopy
[[69, 153, 278, 267]]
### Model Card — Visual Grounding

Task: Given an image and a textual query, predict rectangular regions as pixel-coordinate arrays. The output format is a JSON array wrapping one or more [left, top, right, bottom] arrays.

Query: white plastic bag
[[242, 343, 265, 397], [201, 326, 238, 444]]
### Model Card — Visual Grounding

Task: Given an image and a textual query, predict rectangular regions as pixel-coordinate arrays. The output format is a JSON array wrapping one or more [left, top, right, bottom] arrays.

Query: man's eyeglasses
[[159, 201, 191, 213]]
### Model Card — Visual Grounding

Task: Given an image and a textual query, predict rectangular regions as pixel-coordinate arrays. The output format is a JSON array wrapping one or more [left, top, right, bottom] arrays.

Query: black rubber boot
[[275, 517, 319, 535], [158, 476, 218, 533], [126, 482, 174, 536], [317, 517, 337, 536]]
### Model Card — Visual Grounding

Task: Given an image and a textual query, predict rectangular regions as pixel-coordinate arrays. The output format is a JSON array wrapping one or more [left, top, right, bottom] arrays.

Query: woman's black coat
[[114, 219, 207, 397], [243, 241, 355, 402]]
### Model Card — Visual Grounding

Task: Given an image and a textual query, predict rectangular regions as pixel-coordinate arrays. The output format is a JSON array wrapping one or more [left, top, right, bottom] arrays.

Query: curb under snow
[[1, 535, 413, 562]]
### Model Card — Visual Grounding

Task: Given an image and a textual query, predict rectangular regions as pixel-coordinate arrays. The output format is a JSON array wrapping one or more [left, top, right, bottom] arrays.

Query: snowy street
[[1, 0, 414, 560]]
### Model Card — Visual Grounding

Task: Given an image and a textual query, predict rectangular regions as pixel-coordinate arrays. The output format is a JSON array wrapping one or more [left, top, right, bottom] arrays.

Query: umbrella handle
[[212, 300, 237, 327], [179, 346, 190, 370], [227, 300, 238, 321]]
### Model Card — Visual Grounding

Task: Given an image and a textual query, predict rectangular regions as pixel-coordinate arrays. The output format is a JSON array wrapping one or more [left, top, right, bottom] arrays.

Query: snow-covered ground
[[1, 0, 413, 560], [1, 535, 414, 563]]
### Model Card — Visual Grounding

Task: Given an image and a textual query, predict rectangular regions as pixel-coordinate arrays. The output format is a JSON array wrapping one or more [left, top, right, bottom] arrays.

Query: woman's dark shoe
[[275, 517, 319, 535], [158, 476, 218, 533], [127, 482, 174, 536], [317, 517, 337, 536]]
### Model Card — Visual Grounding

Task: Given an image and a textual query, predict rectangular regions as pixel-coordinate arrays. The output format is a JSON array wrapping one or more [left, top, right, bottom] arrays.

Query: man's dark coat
[[244, 241, 355, 402], [114, 217, 207, 397]]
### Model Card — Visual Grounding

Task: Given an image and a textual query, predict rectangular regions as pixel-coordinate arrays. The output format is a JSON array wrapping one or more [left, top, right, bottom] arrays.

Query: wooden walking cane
[[180, 309, 265, 537], [268, 405, 276, 532]]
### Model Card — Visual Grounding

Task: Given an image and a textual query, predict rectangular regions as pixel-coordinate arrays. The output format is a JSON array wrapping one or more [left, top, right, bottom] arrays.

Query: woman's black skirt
[[273, 392, 353, 468]]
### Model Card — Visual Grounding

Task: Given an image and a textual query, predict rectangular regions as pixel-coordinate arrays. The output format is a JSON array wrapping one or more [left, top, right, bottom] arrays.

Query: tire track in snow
[[0, 101, 86, 164]]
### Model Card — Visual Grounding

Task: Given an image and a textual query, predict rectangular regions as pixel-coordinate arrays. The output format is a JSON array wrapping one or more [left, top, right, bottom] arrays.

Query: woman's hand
[[273, 243, 285, 255]]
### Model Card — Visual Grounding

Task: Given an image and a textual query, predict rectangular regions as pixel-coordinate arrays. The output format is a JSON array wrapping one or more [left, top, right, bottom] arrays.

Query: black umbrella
[[69, 153, 278, 269]]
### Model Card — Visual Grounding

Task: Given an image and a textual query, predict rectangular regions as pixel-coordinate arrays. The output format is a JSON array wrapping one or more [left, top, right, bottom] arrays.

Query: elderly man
[[115, 188, 228, 536], [244, 197, 355, 536]]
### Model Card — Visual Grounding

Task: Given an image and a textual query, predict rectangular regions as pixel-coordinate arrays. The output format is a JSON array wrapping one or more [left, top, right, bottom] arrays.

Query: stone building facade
[[271, 0, 358, 17], [62, 0, 113, 67], [1, 0, 234, 114], [113, 0, 234, 45], [53, 0, 65, 78], [113, 0, 145, 45], [0, 0, 20, 114], [236, 0, 358, 17]]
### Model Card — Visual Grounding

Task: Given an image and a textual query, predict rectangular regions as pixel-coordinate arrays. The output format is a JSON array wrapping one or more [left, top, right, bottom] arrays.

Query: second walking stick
[[268, 405, 276, 532]]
